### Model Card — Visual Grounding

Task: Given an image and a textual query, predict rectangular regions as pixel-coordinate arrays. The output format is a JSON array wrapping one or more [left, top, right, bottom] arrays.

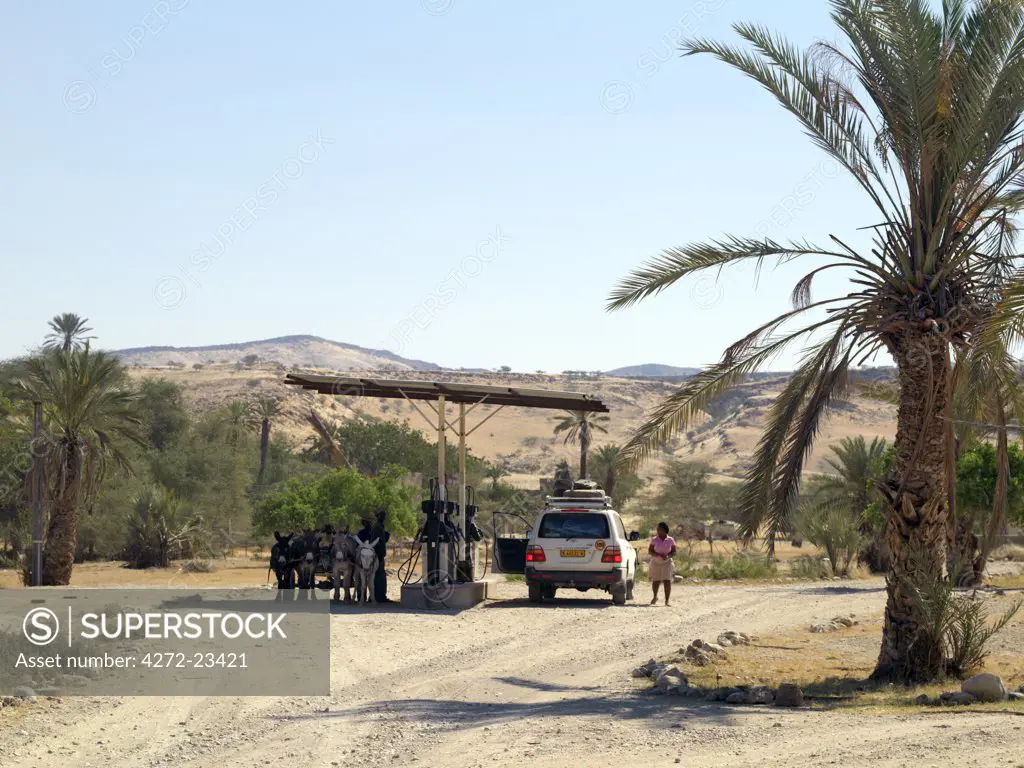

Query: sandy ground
[[3, 577, 1024, 768]]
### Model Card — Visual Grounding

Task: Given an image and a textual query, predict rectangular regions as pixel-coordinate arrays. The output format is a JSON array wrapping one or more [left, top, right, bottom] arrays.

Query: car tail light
[[601, 546, 623, 564], [526, 545, 546, 563]]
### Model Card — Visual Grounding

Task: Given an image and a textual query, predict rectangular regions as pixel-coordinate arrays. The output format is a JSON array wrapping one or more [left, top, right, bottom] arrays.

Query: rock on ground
[[941, 691, 977, 706], [962, 673, 1007, 703], [748, 686, 775, 705], [774, 683, 804, 708]]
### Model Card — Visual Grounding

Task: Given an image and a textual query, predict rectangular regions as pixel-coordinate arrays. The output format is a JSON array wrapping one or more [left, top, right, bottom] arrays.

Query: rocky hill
[[127, 362, 898, 490], [114, 335, 440, 372]]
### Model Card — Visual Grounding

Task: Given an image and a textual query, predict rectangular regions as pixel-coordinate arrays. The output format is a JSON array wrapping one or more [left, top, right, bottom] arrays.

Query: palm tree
[[552, 410, 610, 479], [608, 1, 1024, 682], [590, 444, 624, 496], [250, 396, 280, 484], [484, 462, 510, 492], [10, 347, 144, 584], [43, 313, 94, 354], [815, 436, 890, 516], [222, 401, 250, 448]]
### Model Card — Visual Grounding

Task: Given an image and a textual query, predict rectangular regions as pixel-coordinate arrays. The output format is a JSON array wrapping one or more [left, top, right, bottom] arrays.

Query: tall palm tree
[[250, 396, 280, 484], [43, 313, 94, 354], [10, 347, 144, 584], [552, 410, 610, 479], [608, 1, 1024, 682], [590, 444, 624, 496], [484, 462, 510, 492]]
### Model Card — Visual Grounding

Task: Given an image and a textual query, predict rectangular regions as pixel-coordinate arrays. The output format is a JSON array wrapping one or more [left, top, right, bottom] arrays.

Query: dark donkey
[[294, 529, 322, 590], [270, 532, 297, 589]]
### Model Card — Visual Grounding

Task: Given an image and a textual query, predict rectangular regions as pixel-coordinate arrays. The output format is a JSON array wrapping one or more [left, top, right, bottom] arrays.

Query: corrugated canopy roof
[[283, 374, 609, 413]]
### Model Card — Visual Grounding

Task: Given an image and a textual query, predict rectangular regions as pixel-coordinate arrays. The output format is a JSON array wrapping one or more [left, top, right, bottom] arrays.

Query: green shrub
[[913, 571, 1022, 677], [796, 501, 863, 577], [0, 551, 20, 569], [789, 555, 832, 580], [704, 554, 777, 580]]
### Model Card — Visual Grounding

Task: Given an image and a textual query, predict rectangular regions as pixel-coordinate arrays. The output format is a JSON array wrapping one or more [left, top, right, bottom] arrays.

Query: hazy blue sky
[[1, 0, 883, 372]]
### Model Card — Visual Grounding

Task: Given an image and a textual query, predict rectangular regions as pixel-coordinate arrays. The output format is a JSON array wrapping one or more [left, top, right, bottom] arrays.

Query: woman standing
[[648, 522, 677, 606]]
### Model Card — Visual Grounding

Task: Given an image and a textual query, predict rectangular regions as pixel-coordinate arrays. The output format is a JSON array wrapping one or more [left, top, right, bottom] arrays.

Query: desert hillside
[[114, 335, 440, 372], [127, 363, 898, 488]]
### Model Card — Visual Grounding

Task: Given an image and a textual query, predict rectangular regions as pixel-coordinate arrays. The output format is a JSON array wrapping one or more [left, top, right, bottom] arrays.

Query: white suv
[[493, 487, 638, 605]]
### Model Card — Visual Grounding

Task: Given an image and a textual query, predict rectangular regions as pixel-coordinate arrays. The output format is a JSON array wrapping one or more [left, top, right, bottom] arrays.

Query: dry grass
[[664, 592, 1024, 711]]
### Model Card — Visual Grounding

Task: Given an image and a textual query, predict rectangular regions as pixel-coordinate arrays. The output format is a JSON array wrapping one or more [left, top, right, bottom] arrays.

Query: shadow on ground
[[275, 686, 824, 731]]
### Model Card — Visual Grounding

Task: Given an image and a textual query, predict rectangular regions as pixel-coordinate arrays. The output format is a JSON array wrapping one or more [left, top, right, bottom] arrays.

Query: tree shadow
[[274, 688, 790, 731]]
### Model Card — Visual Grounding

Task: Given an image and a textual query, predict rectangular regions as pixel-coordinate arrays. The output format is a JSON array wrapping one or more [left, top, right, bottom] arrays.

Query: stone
[[1, 696, 23, 708], [725, 691, 747, 704], [717, 636, 733, 647], [774, 683, 804, 708], [655, 667, 688, 693], [632, 667, 650, 679], [962, 673, 1007, 703], [1007, 692, 1024, 701], [940, 691, 976, 706], [1019, 684, 1024, 694], [12, 687, 36, 704], [706, 687, 732, 702], [748, 686, 775, 705], [914, 694, 933, 706], [833, 616, 857, 627]]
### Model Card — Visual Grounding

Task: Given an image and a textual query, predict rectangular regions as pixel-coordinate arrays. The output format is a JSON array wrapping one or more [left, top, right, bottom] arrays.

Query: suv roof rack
[[544, 486, 613, 509]]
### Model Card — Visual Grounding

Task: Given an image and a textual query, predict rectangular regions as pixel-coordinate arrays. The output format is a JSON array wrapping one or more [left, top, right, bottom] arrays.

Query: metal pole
[[31, 401, 44, 587], [437, 395, 446, 501], [458, 402, 467, 574], [436, 394, 448, 582]]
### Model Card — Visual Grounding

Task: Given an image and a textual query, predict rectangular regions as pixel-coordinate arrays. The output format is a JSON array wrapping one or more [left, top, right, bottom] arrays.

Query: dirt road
[[2, 579, 1022, 767]]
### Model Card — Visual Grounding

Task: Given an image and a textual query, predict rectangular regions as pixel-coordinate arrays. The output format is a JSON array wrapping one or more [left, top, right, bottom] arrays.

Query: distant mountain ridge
[[604, 363, 702, 379], [114, 335, 440, 371]]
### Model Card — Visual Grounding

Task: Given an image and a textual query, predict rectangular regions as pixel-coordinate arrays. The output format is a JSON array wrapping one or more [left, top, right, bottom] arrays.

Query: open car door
[[491, 511, 533, 574]]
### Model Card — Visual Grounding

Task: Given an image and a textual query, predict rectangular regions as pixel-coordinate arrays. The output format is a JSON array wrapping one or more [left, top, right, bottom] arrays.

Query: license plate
[[560, 549, 586, 558]]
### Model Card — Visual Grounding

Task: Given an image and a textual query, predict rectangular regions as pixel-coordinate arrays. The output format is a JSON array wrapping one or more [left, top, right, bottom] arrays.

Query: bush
[[789, 555, 832, 580], [704, 554, 777, 580], [796, 501, 863, 577], [913, 572, 1022, 677], [0, 551, 20, 569], [123, 487, 199, 569]]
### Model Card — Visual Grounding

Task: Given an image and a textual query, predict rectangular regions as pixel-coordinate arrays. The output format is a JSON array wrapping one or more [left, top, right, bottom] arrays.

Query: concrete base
[[400, 580, 488, 611]]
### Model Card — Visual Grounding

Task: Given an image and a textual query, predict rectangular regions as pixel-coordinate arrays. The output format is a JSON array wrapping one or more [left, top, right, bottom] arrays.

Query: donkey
[[330, 532, 359, 603], [270, 532, 296, 589], [353, 537, 379, 606], [294, 530, 321, 590]]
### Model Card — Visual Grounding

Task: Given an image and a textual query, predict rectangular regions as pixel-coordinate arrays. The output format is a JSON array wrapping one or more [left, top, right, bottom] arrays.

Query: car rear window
[[538, 513, 610, 539]]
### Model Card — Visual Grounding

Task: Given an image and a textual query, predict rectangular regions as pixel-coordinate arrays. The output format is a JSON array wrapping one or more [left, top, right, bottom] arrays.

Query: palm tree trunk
[[580, 435, 589, 479], [873, 333, 950, 682], [258, 418, 270, 484], [42, 441, 81, 585]]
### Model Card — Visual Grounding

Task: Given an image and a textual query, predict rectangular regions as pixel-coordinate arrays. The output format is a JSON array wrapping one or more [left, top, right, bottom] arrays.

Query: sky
[[0, 0, 885, 372]]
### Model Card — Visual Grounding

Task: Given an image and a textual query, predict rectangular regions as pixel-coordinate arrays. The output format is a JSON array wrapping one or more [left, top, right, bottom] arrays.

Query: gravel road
[[2, 578, 1022, 767]]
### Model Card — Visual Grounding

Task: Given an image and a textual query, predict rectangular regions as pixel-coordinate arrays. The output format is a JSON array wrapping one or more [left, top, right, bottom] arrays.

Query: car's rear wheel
[[611, 585, 627, 606], [528, 583, 543, 603]]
